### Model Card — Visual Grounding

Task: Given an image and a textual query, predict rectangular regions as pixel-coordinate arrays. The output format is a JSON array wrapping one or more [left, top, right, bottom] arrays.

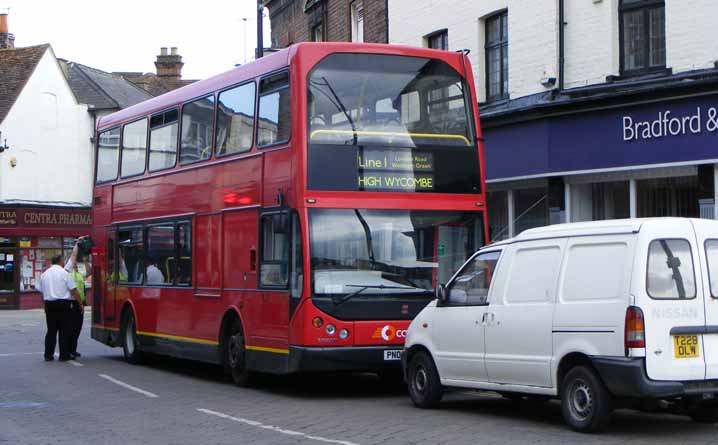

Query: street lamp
[[0, 130, 9, 153]]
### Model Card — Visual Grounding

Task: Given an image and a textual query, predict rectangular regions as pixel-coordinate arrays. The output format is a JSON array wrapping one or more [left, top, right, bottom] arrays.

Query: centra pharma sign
[[0, 208, 91, 227], [623, 106, 718, 141]]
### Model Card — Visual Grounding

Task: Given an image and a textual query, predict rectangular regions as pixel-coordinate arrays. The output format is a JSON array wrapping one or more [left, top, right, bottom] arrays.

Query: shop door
[[0, 245, 17, 309]]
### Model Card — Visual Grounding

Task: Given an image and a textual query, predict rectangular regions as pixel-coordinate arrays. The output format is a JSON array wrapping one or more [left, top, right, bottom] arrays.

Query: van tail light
[[625, 306, 646, 349]]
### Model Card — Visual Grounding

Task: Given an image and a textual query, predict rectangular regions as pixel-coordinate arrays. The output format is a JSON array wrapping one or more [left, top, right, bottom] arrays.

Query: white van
[[402, 218, 718, 432]]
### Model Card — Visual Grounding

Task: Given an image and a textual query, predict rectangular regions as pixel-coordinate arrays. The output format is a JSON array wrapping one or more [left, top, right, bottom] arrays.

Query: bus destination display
[[358, 150, 434, 191]]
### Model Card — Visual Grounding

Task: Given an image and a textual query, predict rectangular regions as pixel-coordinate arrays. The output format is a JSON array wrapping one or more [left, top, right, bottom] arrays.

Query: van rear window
[[705, 240, 718, 298], [646, 239, 696, 300]]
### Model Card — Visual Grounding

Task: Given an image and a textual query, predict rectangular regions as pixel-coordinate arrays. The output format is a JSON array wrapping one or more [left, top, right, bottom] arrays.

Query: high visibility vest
[[71, 270, 86, 303]]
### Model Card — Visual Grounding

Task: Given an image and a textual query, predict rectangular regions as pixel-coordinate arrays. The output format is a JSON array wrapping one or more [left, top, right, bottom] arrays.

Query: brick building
[[265, 0, 388, 48], [116, 47, 197, 96]]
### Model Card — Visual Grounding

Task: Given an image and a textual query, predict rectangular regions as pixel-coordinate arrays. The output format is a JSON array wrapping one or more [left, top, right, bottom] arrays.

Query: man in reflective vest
[[65, 238, 90, 359]]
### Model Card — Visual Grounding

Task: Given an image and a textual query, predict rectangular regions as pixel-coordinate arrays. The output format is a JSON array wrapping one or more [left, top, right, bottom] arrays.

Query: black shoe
[[44, 356, 54, 362], [58, 356, 72, 362], [71, 352, 82, 358]]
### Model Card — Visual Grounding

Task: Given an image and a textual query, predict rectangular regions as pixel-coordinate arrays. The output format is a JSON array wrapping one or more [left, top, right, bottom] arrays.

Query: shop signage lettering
[[622, 106, 718, 142], [0, 211, 17, 226], [23, 212, 92, 226]]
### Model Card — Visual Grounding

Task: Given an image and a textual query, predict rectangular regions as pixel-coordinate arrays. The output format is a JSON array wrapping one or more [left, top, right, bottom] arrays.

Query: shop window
[[149, 108, 178, 172], [620, 0, 665, 74], [121, 119, 148, 178], [637, 176, 699, 218], [514, 187, 548, 235], [97, 127, 120, 183], [485, 11, 508, 101], [118, 228, 144, 284], [487, 191, 509, 241], [216, 82, 255, 156], [257, 72, 291, 147], [16, 237, 92, 293], [180, 95, 215, 165], [146, 225, 174, 285], [260, 213, 289, 287], [570, 181, 630, 222]]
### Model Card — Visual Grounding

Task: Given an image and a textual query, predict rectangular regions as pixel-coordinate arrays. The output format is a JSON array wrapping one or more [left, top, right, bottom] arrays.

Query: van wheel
[[226, 319, 254, 387], [689, 404, 718, 423], [121, 310, 144, 365], [407, 351, 443, 408], [561, 366, 612, 433]]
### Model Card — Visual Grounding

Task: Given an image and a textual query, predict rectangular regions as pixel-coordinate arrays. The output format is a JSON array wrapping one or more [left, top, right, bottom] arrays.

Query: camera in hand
[[77, 236, 94, 262]]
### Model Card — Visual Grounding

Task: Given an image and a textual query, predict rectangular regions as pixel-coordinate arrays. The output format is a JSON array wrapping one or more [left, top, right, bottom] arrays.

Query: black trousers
[[44, 300, 73, 359], [70, 302, 84, 354]]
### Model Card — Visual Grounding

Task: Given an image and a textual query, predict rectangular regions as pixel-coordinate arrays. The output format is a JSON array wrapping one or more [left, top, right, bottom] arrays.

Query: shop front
[[0, 206, 91, 309], [483, 90, 718, 241]]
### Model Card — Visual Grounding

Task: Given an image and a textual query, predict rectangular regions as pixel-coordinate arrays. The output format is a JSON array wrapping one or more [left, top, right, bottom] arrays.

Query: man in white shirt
[[145, 257, 165, 285], [38, 254, 83, 362]]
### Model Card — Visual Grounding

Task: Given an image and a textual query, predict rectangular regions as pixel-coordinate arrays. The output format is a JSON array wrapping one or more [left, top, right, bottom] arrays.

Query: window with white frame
[[351, 1, 364, 42]]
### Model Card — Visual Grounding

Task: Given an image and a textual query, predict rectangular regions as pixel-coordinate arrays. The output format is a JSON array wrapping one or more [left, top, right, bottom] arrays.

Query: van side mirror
[[436, 284, 448, 304]]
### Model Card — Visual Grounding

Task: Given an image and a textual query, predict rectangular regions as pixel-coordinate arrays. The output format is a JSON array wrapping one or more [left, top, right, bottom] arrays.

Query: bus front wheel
[[226, 319, 253, 387], [121, 310, 144, 365]]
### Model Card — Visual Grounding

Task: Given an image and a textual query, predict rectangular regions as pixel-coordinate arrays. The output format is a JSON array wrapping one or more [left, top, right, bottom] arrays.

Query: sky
[[2, 0, 272, 80]]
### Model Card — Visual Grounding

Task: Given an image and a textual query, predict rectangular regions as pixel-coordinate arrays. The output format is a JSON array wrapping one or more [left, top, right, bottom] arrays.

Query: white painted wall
[[666, 0, 718, 73], [0, 48, 93, 206], [389, 0, 718, 101]]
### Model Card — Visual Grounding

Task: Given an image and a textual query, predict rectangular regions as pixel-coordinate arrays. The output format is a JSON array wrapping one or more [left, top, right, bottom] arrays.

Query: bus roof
[[96, 42, 469, 132]]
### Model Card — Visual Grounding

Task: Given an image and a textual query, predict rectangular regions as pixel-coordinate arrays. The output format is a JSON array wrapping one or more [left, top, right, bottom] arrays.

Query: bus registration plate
[[384, 350, 401, 361], [673, 335, 700, 358]]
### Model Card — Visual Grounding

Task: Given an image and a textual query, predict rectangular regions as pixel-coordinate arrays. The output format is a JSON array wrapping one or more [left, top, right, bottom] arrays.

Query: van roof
[[486, 217, 706, 248]]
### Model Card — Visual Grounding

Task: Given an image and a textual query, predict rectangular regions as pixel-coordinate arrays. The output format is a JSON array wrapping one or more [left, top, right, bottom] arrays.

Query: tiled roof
[[0, 44, 49, 124], [121, 73, 197, 97], [63, 62, 152, 110]]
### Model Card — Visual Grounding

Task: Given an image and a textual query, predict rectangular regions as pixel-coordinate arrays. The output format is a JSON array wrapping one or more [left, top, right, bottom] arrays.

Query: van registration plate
[[673, 335, 700, 358]]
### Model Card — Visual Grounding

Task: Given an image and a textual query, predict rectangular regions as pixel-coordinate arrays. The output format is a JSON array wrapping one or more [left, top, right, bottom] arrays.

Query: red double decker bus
[[90, 42, 487, 384]]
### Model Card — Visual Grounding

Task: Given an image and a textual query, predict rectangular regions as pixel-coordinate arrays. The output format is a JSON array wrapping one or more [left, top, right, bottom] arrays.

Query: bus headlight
[[339, 328, 349, 339], [325, 324, 336, 336]]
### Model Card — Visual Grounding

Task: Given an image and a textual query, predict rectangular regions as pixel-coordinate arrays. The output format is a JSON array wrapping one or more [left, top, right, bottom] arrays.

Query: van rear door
[[639, 221, 706, 382], [688, 219, 718, 380]]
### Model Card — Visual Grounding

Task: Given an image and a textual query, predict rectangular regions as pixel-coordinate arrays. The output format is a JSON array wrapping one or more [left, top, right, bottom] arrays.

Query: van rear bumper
[[591, 357, 718, 399]]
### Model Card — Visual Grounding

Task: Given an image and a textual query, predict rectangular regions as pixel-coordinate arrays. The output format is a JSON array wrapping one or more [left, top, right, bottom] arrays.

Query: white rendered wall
[[389, 0, 718, 101], [665, 0, 718, 73], [0, 48, 93, 207]]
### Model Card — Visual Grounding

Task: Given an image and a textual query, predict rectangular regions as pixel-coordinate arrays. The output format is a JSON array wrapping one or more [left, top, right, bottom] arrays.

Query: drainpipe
[[558, 0, 565, 91], [256, 0, 264, 59]]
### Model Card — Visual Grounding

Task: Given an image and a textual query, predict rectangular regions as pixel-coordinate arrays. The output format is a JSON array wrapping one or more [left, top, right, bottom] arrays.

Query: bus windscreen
[[307, 53, 481, 194]]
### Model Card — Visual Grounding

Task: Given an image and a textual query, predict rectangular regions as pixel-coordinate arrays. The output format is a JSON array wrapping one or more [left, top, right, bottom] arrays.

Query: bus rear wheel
[[226, 319, 253, 387], [121, 310, 144, 365]]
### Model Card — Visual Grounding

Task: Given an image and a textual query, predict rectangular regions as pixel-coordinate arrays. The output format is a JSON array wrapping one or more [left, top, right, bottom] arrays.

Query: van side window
[[447, 251, 501, 305], [505, 245, 562, 304], [705, 240, 718, 298], [561, 242, 628, 301], [647, 239, 696, 300]]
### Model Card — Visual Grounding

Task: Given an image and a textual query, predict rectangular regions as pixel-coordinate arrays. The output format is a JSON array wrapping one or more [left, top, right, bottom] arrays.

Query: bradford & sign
[[357, 149, 435, 191], [622, 106, 718, 142]]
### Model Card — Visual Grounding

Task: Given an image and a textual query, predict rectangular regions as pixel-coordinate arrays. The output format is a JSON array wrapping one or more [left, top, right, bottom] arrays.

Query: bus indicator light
[[312, 317, 324, 328]]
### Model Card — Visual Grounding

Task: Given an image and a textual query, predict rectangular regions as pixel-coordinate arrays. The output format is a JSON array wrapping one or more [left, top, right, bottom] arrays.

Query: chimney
[[0, 13, 15, 50], [155, 46, 184, 83]]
